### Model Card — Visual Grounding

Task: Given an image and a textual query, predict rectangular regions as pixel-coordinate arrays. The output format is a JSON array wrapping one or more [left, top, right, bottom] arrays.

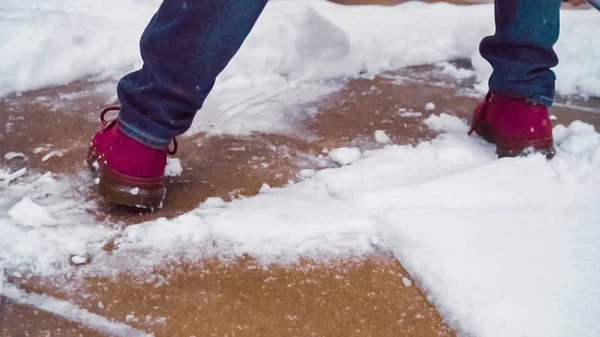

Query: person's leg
[[117, 0, 269, 149], [480, 0, 561, 107], [88, 0, 268, 208], [471, 0, 561, 158]]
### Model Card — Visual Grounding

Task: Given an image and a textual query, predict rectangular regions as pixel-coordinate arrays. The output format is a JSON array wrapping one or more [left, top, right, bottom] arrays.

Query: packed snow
[[1, 1, 599, 98]]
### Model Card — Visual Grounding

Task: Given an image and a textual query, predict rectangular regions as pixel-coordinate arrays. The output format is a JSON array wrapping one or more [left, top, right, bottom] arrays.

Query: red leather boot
[[470, 93, 554, 158], [87, 107, 176, 209]]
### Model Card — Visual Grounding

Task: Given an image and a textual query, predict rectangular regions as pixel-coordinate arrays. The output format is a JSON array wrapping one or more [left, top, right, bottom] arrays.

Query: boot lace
[[100, 106, 178, 155], [468, 92, 493, 136]]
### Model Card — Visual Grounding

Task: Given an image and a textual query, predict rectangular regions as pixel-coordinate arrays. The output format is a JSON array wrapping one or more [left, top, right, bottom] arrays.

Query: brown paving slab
[[2, 61, 599, 337], [11, 255, 454, 337], [0, 298, 107, 337]]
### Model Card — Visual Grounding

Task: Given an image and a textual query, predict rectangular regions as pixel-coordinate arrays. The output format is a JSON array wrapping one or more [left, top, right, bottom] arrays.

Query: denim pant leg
[[117, 0, 269, 149], [480, 0, 561, 107]]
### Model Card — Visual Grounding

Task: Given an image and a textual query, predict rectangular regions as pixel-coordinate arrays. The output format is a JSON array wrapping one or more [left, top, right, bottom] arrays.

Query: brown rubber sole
[[496, 140, 555, 159], [86, 149, 166, 209], [476, 126, 555, 159]]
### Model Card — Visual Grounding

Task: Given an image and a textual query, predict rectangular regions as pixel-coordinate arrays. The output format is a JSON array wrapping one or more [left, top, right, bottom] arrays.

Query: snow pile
[[1, 1, 599, 98]]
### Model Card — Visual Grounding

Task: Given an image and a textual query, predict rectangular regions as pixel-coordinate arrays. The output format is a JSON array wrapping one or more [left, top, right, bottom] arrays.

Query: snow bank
[[1, 1, 599, 98]]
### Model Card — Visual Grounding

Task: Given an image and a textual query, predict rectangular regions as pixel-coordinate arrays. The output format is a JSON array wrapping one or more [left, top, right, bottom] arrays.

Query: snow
[[402, 277, 412, 288], [425, 102, 436, 111], [164, 158, 182, 177], [2, 283, 152, 337], [1, 1, 599, 99], [436, 61, 477, 80], [4, 152, 26, 160], [374, 130, 392, 144], [71, 255, 87, 265], [328, 147, 362, 165], [299, 169, 317, 179], [0, 171, 116, 274], [8, 197, 56, 228], [41, 150, 64, 162], [399, 111, 423, 118], [1, 168, 27, 186]]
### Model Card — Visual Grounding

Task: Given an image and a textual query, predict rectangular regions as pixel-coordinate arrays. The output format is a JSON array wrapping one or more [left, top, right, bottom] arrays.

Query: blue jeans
[[117, 0, 560, 149]]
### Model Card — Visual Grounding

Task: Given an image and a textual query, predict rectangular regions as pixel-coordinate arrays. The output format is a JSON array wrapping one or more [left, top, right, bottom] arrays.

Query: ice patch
[[329, 147, 362, 165]]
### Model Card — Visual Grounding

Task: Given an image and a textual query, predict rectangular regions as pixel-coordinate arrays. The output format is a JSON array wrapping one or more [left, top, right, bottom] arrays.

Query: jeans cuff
[[527, 95, 554, 108], [117, 118, 171, 149]]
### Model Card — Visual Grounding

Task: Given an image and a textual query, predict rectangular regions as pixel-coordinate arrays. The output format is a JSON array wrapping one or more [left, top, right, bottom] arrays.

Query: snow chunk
[[165, 158, 182, 177], [1, 168, 27, 186], [402, 277, 412, 288], [329, 147, 361, 165], [71, 255, 87, 265], [41, 151, 63, 162], [425, 102, 436, 111], [8, 197, 56, 228], [4, 152, 26, 160], [259, 183, 271, 193], [400, 112, 422, 118], [374, 130, 392, 144], [425, 113, 469, 134]]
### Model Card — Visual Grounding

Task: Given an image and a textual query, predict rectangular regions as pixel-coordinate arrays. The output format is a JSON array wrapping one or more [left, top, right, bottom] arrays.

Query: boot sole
[[86, 148, 166, 209], [476, 126, 555, 159], [495, 136, 555, 159]]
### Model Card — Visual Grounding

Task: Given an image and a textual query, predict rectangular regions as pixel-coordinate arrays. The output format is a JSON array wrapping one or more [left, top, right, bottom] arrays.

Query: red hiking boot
[[86, 107, 177, 209], [469, 93, 555, 158]]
